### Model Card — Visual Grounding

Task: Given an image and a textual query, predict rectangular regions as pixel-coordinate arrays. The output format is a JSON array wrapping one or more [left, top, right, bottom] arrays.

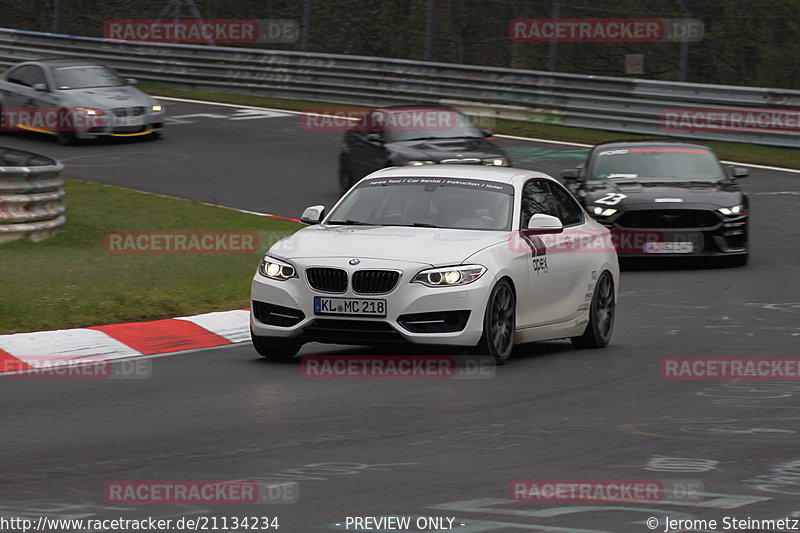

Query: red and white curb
[[0, 309, 250, 372]]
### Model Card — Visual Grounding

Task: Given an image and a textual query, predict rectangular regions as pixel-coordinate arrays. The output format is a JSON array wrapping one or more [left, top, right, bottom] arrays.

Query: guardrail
[[0, 147, 66, 243], [0, 27, 799, 147]]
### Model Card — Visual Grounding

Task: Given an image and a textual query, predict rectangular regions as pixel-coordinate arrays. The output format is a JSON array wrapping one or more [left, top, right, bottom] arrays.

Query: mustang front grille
[[616, 209, 720, 229]]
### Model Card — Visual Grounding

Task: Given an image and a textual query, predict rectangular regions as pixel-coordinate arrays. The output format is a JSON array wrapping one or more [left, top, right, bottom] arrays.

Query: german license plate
[[643, 241, 694, 254], [314, 297, 386, 317], [117, 115, 144, 126]]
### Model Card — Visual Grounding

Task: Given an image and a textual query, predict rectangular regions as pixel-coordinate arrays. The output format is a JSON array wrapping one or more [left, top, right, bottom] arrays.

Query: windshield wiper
[[327, 219, 372, 226], [380, 222, 439, 228]]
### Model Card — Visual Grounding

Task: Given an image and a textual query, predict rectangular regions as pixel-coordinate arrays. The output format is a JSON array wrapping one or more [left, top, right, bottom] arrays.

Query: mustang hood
[[389, 137, 507, 162], [270, 225, 508, 266], [583, 179, 744, 208]]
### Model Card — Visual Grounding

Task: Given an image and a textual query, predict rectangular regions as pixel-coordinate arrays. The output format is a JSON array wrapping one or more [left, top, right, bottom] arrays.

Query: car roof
[[22, 57, 106, 68], [592, 139, 713, 151], [367, 164, 556, 185]]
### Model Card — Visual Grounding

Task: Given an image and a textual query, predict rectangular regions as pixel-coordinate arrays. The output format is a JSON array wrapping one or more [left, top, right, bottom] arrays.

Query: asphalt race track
[[2, 99, 800, 532]]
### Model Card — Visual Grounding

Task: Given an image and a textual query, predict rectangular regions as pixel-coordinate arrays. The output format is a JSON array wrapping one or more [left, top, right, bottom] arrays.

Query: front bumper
[[591, 209, 748, 258], [250, 258, 492, 347]]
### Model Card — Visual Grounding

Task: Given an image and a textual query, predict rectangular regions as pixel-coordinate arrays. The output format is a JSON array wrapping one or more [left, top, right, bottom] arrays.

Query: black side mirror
[[561, 168, 582, 181], [482, 129, 494, 138], [731, 167, 749, 179], [366, 132, 383, 144]]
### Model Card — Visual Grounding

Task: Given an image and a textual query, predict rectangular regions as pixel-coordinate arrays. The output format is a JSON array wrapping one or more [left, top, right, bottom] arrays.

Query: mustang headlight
[[404, 160, 435, 166], [591, 206, 618, 217], [482, 157, 509, 166], [718, 204, 746, 216], [412, 265, 486, 287], [258, 256, 297, 281]]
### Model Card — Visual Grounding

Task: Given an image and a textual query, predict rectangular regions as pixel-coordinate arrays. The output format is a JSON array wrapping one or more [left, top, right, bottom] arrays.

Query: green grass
[[0, 179, 302, 334], [143, 83, 800, 170]]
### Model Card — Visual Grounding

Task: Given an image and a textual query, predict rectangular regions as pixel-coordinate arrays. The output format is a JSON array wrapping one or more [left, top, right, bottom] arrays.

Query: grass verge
[[0, 179, 302, 334], [142, 83, 800, 170]]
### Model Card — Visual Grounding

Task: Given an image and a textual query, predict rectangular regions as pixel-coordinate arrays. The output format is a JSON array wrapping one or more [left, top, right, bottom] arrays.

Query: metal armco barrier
[[1, 28, 799, 147], [0, 147, 66, 243]]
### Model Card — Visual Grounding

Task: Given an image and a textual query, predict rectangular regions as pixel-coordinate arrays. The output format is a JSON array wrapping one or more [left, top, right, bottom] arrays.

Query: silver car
[[0, 58, 164, 144]]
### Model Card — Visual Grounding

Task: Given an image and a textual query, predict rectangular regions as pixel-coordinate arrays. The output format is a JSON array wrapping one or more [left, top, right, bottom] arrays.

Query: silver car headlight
[[412, 265, 486, 287], [151, 104, 163, 112], [404, 160, 435, 166], [482, 157, 509, 166], [718, 204, 746, 216], [258, 255, 297, 281]]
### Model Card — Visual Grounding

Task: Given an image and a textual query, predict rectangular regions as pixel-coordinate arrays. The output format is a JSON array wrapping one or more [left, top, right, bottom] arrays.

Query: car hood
[[60, 86, 156, 109], [388, 137, 507, 162], [582, 179, 744, 208], [269, 224, 508, 266]]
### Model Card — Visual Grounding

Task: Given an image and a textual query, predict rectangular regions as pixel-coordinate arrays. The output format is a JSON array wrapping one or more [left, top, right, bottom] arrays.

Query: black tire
[[476, 280, 516, 364], [251, 331, 302, 361], [571, 271, 615, 349], [339, 156, 355, 192]]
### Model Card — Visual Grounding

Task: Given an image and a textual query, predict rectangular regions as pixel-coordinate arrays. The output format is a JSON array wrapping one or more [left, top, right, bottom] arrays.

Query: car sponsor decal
[[359, 176, 514, 195], [595, 193, 627, 205], [519, 232, 549, 273], [598, 148, 710, 156], [654, 198, 684, 203]]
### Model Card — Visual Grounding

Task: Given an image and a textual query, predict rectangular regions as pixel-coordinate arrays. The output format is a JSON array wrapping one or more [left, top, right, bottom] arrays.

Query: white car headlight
[[482, 157, 509, 166], [151, 104, 163, 112], [718, 204, 746, 216], [591, 206, 618, 217], [404, 160, 435, 166], [258, 256, 297, 281], [412, 265, 486, 287]]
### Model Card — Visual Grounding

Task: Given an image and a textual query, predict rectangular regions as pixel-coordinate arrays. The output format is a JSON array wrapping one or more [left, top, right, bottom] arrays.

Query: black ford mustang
[[338, 105, 511, 191], [561, 140, 750, 265]]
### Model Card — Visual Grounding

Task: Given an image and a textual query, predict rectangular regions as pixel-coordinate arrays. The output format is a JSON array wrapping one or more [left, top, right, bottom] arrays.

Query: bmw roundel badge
[[349, 258, 361, 265]]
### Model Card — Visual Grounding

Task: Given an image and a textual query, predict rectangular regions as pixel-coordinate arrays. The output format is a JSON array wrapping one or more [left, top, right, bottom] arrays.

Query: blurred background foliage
[[1, 0, 798, 88]]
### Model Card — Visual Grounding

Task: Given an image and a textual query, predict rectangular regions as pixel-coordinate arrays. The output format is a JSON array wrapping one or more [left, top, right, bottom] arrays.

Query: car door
[[3, 65, 60, 131], [518, 178, 586, 327], [545, 180, 597, 323]]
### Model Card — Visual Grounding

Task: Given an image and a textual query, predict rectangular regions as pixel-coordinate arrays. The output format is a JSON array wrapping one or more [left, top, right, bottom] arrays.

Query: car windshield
[[377, 109, 484, 142], [589, 147, 724, 182], [327, 176, 514, 231], [53, 66, 125, 89]]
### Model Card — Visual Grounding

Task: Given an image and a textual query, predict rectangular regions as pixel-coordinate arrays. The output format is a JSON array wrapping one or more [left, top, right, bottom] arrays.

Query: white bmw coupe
[[250, 166, 619, 364]]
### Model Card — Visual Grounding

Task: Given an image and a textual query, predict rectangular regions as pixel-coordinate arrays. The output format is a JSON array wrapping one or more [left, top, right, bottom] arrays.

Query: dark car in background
[[338, 105, 511, 191], [561, 140, 750, 265]]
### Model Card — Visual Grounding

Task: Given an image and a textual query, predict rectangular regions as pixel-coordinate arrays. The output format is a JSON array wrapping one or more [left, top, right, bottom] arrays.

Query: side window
[[520, 179, 560, 228], [7, 66, 46, 88], [546, 181, 584, 226]]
